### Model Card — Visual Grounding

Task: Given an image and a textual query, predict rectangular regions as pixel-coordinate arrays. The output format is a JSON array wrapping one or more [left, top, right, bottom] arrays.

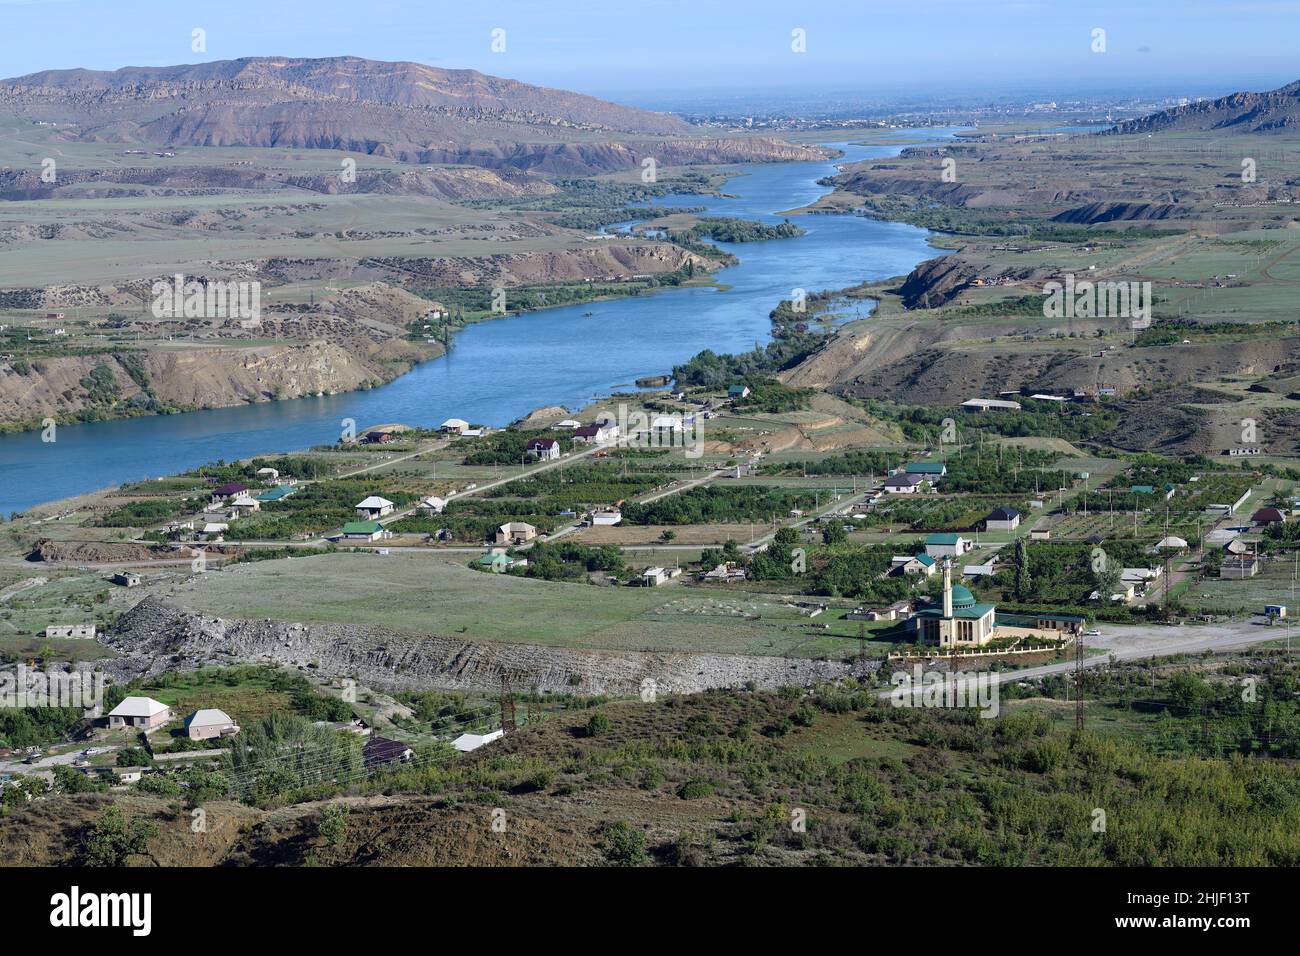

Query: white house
[[45, 624, 96, 640], [554, 420, 582, 429], [440, 418, 470, 435], [641, 566, 680, 587], [883, 473, 926, 494], [107, 697, 171, 731], [184, 708, 240, 741], [496, 522, 537, 545], [355, 496, 395, 519], [984, 507, 1021, 532], [418, 496, 448, 514], [230, 494, 261, 513], [573, 423, 619, 444], [891, 554, 937, 576], [591, 509, 622, 526], [526, 438, 561, 461], [924, 533, 972, 559]]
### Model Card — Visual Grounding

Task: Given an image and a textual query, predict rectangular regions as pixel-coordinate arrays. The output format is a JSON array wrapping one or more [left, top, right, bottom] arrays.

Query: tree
[[601, 821, 648, 866], [1013, 538, 1033, 600], [78, 805, 157, 866], [822, 522, 847, 546]]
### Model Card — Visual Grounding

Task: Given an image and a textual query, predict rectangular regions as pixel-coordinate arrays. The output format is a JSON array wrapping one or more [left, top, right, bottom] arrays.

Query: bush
[[585, 713, 611, 737], [677, 779, 714, 800], [601, 821, 648, 866]]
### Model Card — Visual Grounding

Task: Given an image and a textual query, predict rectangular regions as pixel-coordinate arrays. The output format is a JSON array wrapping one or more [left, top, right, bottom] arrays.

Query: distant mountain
[[0, 56, 821, 174], [1108, 79, 1300, 135]]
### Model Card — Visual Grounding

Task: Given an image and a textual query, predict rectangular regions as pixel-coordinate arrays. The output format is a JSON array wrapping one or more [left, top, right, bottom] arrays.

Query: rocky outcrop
[[102, 597, 879, 695]]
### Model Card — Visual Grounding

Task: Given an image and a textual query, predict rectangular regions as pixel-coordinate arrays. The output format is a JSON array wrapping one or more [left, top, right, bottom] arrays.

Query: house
[[476, 550, 527, 572], [573, 423, 619, 444], [341, 520, 386, 541], [905, 461, 947, 479], [355, 496, 395, 519], [1252, 507, 1286, 527], [184, 708, 239, 740], [418, 496, 447, 514], [255, 467, 279, 482], [1029, 529, 1052, 541], [961, 398, 1022, 412], [112, 571, 141, 587], [924, 533, 971, 559], [883, 473, 927, 494], [106, 697, 171, 731], [984, 507, 1021, 532], [201, 522, 228, 539], [641, 566, 681, 587], [1224, 537, 1253, 556], [256, 485, 297, 503], [526, 438, 561, 461], [591, 509, 622, 526], [440, 418, 470, 435], [496, 522, 537, 545], [362, 736, 415, 768], [1091, 582, 1137, 604], [891, 554, 937, 576], [45, 624, 96, 640], [230, 494, 261, 513], [1221, 556, 1261, 578], [452, 729, 505, 752], [554, 420, 582, 429], [727, 384, 751, 400], [963, 562, 997, 579], [701, 562, 747, 583], [1155, 535, 1189, 552], [1130, 485, 1156, 496], [212, 481, 249, 499]]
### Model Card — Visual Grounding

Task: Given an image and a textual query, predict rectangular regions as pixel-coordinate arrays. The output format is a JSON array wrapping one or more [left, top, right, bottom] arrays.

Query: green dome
[[950, 585, 975, 608]]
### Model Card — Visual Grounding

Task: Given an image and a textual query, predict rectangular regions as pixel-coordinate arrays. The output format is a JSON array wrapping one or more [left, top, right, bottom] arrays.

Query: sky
[[1, 0, 1297, 106]]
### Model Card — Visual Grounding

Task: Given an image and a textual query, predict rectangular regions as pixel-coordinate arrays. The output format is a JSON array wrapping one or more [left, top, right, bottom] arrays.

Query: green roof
[[950, 584, 976, 607], [342, 521, 383, 534], [925, 532, 962, 545], [906, 461, 946, 474], [1130, 485, 1155, 494], [915, 554, 936, 566], [256, 486, 296, 501], [917, 603, 995, 620]]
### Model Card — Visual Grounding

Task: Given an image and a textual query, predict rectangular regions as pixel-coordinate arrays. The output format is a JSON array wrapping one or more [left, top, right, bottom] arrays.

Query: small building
[[476, 550, 526, 572], [496, 522, 537, 545], [45, 624, 96, 640], [363, 430, 396, 444], [112, 571, 141, 588], [452, 729, 505, 753], [363, 736, 414, 768], [727, 384, 751, 400], [1265, 604, 1288, 619], [526, 438, 561, 461], [924, 533, 971, 559], [106, 697, 171, 731], [1029, 529, 1051, 541], [418, 495, 448, 514], [440, 418, 470, 435], [355, 496, 395, 519], [641, 566, 680, 587], [341, 521, 386, 541], [963, 562, 997, 579], [554, 420, 582, 429], [201, 522, 229, 539], [591, 509, 622, 526], [1155, 535, 1189, 552], [255, 467, 279, 482], [984, 507, 1021, 532], [1221, 556, 1261, 578], [883, 473, 927, 494], [184, 708, 239, 740], [230, 494, 261, 513]]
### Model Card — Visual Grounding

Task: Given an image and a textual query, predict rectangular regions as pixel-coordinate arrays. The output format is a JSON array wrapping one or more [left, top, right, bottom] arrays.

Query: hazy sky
[[2, 0, 1297, 104]]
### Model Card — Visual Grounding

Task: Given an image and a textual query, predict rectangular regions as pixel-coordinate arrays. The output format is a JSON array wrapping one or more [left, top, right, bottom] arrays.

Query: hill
[[1107, 79, 1300, 135]]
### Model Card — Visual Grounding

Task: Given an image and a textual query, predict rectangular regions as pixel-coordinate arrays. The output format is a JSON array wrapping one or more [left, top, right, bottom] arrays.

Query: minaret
[[942, 558, 953, 618]]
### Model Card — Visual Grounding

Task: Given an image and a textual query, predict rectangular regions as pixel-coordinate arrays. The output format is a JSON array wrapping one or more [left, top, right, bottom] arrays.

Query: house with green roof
[[905, 461, 947, 477], [340, 520, 386, 541], [256, 486, 297, 503], [924, 532, 971, 558]]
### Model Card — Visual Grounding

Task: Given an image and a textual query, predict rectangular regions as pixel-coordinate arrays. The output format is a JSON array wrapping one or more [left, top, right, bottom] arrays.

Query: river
[[0, 128, 962, 514]]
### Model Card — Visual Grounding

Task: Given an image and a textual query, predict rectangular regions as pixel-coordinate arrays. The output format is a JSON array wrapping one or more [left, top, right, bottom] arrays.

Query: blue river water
[[0, 129, 961, 513]]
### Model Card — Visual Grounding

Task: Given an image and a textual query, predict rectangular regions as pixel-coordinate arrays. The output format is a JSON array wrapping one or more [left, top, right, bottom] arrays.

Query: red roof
[[213, 482, 249, 496], [526, 438, 558, 449], [1253, 507, 1285, 523]]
